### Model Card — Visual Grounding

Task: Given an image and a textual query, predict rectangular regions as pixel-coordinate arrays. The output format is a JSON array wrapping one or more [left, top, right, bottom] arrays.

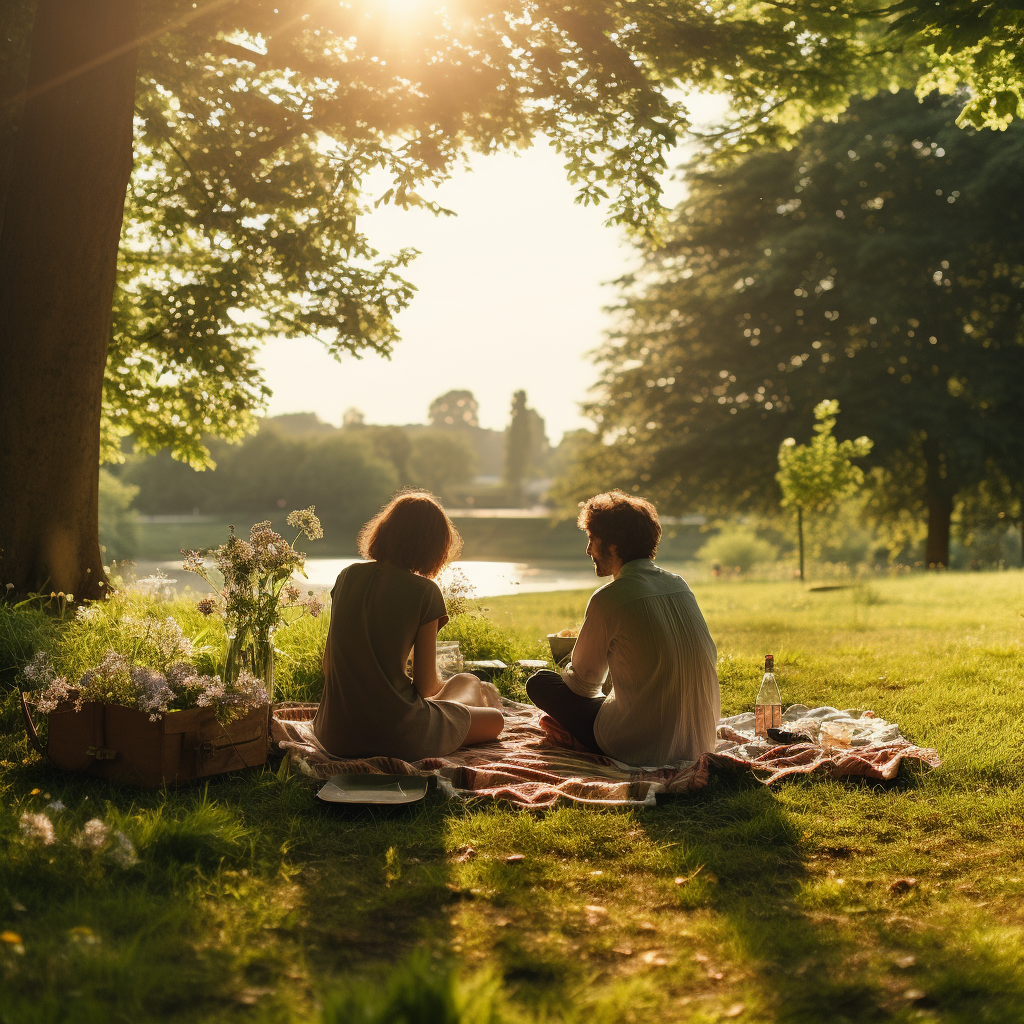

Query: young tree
[[776, 401, 872, 579], [504, 391, 531, 503], [568, 91, 1024, 566], [503, 390, 548, 502]]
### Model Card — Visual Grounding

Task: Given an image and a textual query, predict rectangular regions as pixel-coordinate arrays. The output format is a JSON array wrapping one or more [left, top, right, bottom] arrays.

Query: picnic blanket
[[271, 700, 940, 810]]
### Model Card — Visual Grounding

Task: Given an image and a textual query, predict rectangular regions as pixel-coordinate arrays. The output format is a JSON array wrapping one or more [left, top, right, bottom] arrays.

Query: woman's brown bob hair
[[358, 491, 463, 579]]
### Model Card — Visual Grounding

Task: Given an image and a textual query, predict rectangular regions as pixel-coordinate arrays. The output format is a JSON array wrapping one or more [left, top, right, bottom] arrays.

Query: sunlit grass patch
[[0, 571, 1022, 1021]]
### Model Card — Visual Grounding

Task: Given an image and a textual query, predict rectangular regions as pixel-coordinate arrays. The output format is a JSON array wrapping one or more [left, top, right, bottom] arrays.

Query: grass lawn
[[1, 572, 1022, 1023]]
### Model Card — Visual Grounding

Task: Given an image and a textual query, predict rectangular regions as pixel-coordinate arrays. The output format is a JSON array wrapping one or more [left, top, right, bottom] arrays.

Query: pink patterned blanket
[[271, 700, 941, 810]]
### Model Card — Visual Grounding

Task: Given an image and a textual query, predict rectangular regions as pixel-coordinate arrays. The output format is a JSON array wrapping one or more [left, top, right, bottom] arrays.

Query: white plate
[[316, 773, 434, 805]]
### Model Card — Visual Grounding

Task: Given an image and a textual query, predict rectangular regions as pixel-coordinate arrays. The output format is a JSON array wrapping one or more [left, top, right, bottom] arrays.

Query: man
[[526, 491, 720, 765]]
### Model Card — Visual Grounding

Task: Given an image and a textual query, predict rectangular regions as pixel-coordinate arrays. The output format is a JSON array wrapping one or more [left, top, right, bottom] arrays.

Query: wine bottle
[[755, 654, 782, 737]]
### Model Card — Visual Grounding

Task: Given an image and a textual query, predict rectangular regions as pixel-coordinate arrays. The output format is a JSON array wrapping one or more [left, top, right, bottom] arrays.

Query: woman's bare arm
[[412, 618, 443, 698]]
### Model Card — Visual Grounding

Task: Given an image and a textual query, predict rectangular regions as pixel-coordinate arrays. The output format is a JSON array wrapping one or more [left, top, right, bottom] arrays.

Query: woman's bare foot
[[432, 672, 503, 709]]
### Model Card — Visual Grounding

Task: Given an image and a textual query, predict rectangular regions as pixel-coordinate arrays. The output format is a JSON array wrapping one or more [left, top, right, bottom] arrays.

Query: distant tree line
[[120, 389, 555, 533]]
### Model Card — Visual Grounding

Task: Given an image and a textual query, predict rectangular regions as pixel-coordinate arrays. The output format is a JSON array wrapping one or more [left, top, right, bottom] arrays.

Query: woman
[[313, 491, 504, 761]]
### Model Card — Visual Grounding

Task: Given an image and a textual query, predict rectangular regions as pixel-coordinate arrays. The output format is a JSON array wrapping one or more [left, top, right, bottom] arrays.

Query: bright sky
[[257, 95, 728, 443]]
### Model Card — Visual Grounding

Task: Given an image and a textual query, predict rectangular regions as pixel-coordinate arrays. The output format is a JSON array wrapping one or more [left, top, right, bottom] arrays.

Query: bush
[[697, 528, 778, 573], [439, 613, 543, 666]]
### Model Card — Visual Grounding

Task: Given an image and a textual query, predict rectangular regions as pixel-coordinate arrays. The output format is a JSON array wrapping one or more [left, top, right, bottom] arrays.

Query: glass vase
[[225, 627, 276, 703], [436, 641, 463, 680]]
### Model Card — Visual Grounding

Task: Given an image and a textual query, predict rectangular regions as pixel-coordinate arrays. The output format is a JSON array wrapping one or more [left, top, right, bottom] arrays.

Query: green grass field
[[1, 572, 1022, 1023]]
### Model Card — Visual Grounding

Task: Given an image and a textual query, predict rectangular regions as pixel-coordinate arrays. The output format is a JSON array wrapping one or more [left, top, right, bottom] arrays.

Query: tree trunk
[[922, 440, 954, 567], [0, 0, 139, 600], [797, 506, 805, 581]]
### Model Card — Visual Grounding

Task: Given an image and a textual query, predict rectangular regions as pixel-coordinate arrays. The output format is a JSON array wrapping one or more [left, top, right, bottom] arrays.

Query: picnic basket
[[20, 691, 269, 787]]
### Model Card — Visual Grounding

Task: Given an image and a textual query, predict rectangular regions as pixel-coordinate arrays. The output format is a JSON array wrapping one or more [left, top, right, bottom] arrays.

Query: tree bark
[[797, 506, 805, 581], [922, 440, 954, 567], [0, 0, 139, 600]]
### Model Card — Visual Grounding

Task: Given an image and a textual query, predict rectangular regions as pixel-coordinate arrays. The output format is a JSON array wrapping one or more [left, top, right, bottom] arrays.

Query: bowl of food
[[547, 628, 579, 666]]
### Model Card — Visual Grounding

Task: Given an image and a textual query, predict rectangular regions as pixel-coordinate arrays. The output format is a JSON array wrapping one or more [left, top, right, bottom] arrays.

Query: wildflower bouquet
[[26, 639, 267, 726], [182, 508, 324, 700]]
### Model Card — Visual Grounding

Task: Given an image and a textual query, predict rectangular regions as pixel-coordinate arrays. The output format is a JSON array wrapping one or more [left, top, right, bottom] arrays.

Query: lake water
[[134, 558, 606, 598]]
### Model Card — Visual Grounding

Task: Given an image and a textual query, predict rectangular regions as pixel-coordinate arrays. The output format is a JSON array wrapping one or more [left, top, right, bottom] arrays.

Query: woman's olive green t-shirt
[[312, 561, 472, 761]]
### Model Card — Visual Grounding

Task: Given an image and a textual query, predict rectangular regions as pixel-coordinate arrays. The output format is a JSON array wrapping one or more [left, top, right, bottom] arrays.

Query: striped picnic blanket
[[271, 700, 940, 810]]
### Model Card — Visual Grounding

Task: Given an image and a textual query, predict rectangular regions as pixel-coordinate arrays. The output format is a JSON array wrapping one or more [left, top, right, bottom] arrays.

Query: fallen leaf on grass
[[723, 1004, 745, 1018], [641, 950, 668, 966], [235, 988, 274, 1005], [585, 905, 607, 926], [894, 954, 916, 969], [1, 932, 22, 945], [452, 846, 476, 863], [889, 877, 917, 894], [505, 853, 525, 864], [675, 865, 705, 886], [612, 945, 633, 956], [637, 921, 657, 932]]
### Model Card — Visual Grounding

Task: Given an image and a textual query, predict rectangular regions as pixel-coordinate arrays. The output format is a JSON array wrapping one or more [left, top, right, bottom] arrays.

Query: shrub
[[439, 613, 544, 666], [697, 528, 778, 573]]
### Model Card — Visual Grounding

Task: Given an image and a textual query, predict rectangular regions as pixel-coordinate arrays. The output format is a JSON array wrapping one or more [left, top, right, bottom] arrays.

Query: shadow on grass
[[644, 770, 1024, 1024], [0, 728, 467, 1024]]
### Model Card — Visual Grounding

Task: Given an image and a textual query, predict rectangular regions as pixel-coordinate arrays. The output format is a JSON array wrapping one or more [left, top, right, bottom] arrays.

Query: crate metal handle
[[19, 691, 46, 757]]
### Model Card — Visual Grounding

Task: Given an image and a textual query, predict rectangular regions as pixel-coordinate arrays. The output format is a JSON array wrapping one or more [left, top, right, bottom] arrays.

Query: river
[[132, 557, 609, 598]]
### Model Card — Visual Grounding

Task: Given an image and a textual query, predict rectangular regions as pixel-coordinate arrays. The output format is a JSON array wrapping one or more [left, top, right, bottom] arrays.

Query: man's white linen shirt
[[562, 559, 720, 766]]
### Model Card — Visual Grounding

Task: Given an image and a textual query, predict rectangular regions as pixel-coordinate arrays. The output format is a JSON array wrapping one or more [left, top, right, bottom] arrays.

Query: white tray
[[316, 773, 435, 805]]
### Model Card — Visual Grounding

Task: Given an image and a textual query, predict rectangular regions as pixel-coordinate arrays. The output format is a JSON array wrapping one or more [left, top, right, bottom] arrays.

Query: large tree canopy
[[558, 91, 1024, 566], [3, 0, 1023, 597], [0, 0, 702, 597]]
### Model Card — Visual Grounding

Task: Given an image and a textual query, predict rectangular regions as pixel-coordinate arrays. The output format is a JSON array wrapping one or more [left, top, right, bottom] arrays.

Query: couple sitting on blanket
[[312, 489, 721, 767]]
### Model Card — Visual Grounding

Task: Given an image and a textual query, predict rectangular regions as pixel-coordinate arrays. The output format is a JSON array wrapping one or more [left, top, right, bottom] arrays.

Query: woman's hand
[[412, 618, 443, 698]]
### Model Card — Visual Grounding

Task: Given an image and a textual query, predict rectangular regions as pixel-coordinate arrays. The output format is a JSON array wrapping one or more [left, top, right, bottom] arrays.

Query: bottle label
[[755, 704, 782, 736]]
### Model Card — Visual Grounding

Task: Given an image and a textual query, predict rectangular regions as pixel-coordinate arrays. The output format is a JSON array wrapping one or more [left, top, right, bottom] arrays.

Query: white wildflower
[[22, 651, 56, 687], [74, 818, 109, 850], [152, 616, 193, 663], [46, 800, 66, 812], [75, 603, 102, 622], [20, 812, 55, 845]]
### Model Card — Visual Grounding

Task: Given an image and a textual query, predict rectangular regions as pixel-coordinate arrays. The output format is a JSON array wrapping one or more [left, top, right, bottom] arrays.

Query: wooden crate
[[21, 694, 269, 787]]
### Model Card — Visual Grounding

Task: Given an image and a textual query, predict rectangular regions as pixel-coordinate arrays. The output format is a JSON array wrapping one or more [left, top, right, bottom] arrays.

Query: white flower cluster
[[20, 811, 137, 866], [27, 645, 267, 724]]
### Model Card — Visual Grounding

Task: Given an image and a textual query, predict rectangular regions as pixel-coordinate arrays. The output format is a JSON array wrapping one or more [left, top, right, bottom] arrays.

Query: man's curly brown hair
[[577, 490, 661, 563]]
